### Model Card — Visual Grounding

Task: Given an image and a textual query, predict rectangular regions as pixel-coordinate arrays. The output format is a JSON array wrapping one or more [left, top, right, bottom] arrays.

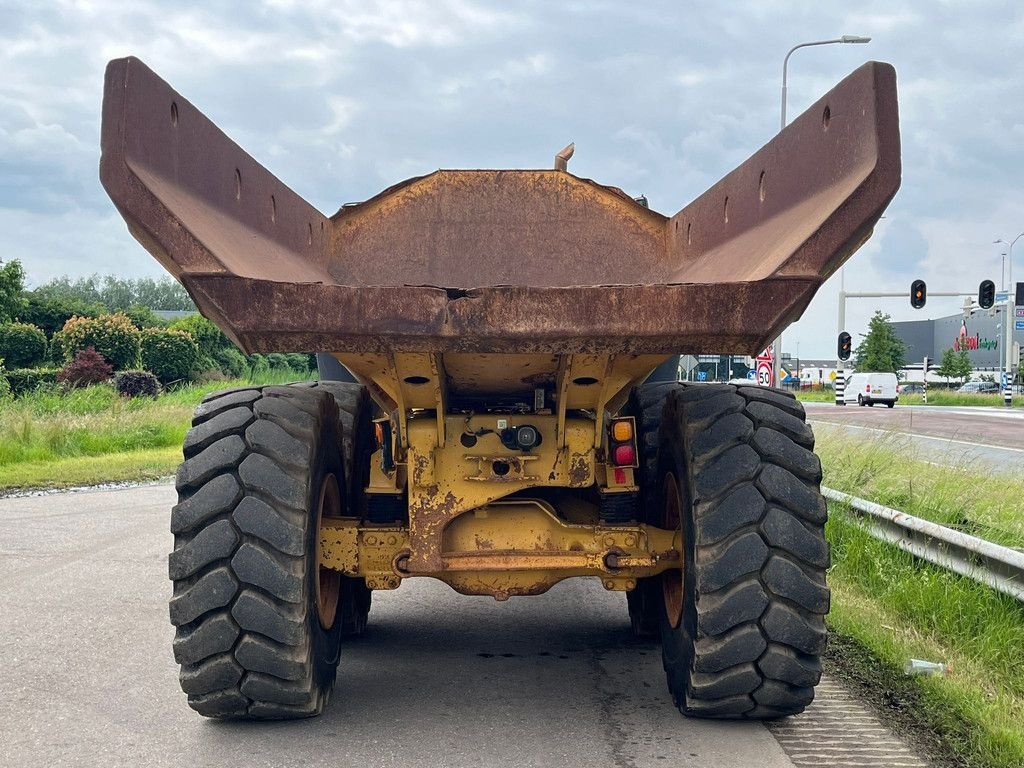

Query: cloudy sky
[[2, 0, 1022, 357]]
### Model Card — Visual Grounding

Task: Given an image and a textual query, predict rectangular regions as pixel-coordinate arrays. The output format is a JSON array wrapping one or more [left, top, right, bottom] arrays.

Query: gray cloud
[[1, 1, 1022, 357]]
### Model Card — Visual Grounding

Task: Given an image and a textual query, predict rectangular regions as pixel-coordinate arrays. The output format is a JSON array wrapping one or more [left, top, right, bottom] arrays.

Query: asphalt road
[[804, 401, 1024, 472], [1, 484, 925, 768]]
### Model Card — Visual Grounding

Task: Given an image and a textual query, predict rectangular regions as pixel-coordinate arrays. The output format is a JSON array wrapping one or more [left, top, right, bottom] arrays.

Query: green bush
[[266, 352, 289, 370], [247, 353, 270, 376], [17, 293, 107, 338], [140, 327, 200, 384], [114, 370, 161, 398], [0, 322, 48, 368], [214, 347, 248, 378], [167, 314, 227, 355], [287, 353, 314, 372], [123, 304, 166, 329], [4, 367, 60, 396], [58, 347, 113, 388], [54, 313, 141, 370]]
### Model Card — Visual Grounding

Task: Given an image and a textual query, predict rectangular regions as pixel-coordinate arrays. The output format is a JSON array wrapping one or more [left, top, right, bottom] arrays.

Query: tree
[[936, 347, 971, 385], [32, 274, 196, 311], [17, 293, 107, 338], [0, 259, 26, 323], [854, 311, 907, 374]]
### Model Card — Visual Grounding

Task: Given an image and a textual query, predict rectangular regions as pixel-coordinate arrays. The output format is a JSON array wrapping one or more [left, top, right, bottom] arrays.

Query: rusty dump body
[[101, 57, 899, 363], [101, 57, 899, 600]]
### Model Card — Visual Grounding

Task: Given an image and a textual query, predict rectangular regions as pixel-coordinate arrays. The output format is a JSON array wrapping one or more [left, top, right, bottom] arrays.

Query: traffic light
[[910, 279, 927, 309], [978, 279, 996, 309], [838, 331, 852, 361]]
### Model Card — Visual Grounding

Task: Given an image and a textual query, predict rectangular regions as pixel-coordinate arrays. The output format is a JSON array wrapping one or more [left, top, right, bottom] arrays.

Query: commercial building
[[892, 305, 1022, 380]]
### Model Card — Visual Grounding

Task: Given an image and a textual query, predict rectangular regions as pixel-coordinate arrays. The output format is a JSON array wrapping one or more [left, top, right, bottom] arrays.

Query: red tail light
[[608, 416, 639, 468], [613, 445, 636, 466]]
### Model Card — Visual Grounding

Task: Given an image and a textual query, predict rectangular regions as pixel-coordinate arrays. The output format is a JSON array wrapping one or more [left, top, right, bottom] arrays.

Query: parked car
[[958, 380, 1000, 394], [844, 372, 899, 407], [898, 382, 925, 395]]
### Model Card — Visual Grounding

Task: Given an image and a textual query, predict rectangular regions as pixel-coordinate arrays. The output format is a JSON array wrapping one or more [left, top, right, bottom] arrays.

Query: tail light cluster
[[608, 417, 639, 468]]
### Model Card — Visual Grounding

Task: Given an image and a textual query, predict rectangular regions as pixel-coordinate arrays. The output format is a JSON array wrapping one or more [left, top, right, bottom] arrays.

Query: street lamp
[[781, 36, 872, 130], [995, 232, 1023, 400], [995, 232, 1024, 292], [776, 34, 871, 388]]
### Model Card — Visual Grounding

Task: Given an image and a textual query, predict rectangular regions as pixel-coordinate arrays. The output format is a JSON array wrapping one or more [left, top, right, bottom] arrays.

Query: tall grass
[[814, 425, 1024, 548], [0, 367, 313, 474], [828, 514, 1024, 767], [819, 425, 1024, 766]]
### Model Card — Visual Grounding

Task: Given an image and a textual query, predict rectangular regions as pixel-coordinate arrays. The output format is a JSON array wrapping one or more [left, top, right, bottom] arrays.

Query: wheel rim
[[315, 473, 342, 630], [661, 471, 684, 629]]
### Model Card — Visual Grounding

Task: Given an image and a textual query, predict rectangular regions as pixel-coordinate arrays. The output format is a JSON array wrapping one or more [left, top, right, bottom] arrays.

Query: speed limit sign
[[756, 361, 773, 387]]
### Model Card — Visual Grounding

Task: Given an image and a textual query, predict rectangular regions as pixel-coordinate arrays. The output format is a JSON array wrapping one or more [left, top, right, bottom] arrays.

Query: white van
[[844, 372, 899, 407]]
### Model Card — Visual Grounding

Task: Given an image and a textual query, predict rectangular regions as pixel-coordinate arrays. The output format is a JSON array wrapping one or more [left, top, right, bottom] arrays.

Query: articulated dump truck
[[100, 57, 900, 721]]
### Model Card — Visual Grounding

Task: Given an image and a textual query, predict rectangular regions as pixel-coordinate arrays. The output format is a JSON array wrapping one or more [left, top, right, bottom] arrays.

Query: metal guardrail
[[822, 486, 1024, 602]]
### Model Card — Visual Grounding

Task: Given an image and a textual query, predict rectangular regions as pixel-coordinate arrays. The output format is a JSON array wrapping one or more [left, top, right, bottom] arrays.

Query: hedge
[[140, 327, 200, 383], [0, 322, 48, 368], [4, 367, 60, 396]]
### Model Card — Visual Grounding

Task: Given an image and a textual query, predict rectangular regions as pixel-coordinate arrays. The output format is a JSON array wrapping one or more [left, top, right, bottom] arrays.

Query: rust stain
[[521, 372, 556, 387], [568, 453, 590, 486], [412, 453, 431, 487]]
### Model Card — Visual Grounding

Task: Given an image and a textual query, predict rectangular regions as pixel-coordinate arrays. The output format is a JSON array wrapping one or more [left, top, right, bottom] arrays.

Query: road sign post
[[755, 345, 774, 388]]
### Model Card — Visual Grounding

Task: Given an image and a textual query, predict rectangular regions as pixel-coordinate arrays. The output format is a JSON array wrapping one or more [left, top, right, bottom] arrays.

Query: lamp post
[[995, 233, 1023, 293], [775, 35, 871, 388], [995, 233, 1023, 402]]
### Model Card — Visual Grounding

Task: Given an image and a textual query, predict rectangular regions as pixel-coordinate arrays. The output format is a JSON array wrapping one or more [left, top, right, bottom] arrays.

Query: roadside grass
[[902, 390, 1024, 408], [794, 389, 835, 402], [827, 514, 1024, 768], [817, 426, 1024, 767], [0, 447, 182, 492], [797, 388, 1024, 407], [814, 425, 1024, 548], [0, 368, 312, 492]]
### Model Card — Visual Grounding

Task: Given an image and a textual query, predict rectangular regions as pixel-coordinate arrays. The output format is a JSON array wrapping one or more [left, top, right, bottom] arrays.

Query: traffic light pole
[[1003, 297, 1015, 407], [836, 287, 974, 406]]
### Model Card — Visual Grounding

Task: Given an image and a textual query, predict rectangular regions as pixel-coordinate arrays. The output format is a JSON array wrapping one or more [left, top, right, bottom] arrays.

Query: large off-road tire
[[290, 383, 375, 631], [656, 383, 830, 719], [169, 383, 360, 719], [624, 382, 678, 639]]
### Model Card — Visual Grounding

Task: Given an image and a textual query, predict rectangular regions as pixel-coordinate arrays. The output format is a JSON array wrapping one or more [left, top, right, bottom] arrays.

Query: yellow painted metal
[[327, 350, 670, 584], [334, 352, 667, 423], [319, 499, 679, 600], [405, 414, 595, 571]]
